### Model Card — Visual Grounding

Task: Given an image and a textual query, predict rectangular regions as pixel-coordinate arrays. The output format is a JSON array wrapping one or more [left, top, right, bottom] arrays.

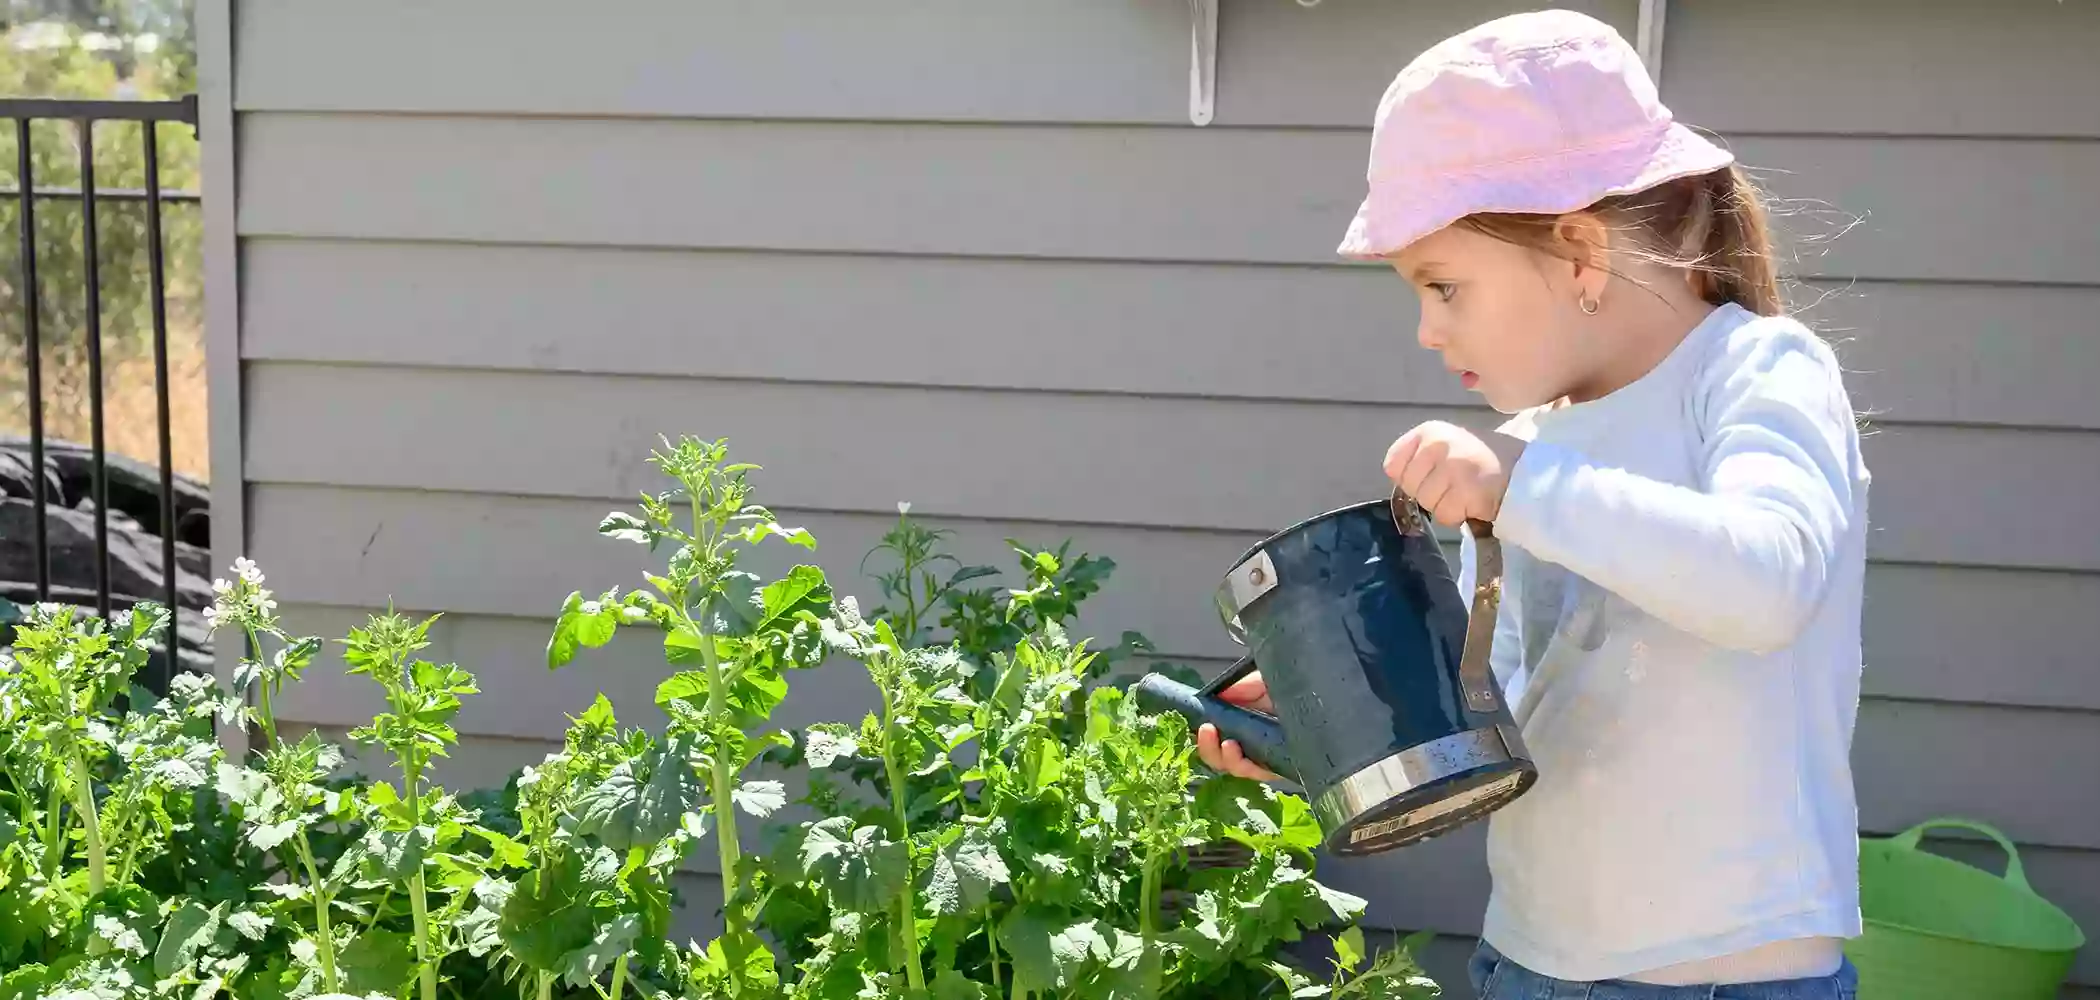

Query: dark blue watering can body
[[1135, 494, 1536, 855]]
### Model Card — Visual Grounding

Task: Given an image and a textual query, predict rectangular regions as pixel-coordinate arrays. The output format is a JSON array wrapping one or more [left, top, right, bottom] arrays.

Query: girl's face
[[1388, 222, 1601, 414]]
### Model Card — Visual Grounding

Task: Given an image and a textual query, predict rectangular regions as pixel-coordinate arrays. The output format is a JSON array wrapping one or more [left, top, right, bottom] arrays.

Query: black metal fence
[[2, 95, 200, 695]]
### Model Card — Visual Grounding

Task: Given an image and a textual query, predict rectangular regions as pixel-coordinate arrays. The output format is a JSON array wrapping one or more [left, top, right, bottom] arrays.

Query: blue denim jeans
[[1469, 941, 1859, 1000]]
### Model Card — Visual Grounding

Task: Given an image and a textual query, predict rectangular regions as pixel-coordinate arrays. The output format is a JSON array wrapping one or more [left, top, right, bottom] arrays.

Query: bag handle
[[1889, 817, 2033, 893]]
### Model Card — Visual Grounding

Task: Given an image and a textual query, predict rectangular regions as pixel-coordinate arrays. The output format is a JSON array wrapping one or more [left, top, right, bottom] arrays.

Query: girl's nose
[[1416, 320, 1443, 352]]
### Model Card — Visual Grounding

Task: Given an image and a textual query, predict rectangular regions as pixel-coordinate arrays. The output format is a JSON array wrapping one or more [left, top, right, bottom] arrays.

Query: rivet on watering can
[[1250, 567, 1267, 586]]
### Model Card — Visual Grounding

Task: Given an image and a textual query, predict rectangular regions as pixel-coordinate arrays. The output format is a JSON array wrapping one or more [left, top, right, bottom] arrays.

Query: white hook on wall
[[1635, 0, 1668, 92], [1188, 0, 1218, 125]]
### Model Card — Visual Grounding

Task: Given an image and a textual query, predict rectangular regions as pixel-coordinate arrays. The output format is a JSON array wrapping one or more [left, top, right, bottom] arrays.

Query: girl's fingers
[[1383, 430, 1423, 485], [1397, 434, 1447, 501], [1416, 467, 1459, 525], [1198, 723, 1281, 781], [1220, 738, 1282, 781], [1197, 722, 1228, 770], [1218, 672, 1275, 713]]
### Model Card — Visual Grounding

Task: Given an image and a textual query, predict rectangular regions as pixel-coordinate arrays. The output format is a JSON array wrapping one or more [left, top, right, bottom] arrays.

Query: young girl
[[1195, 10, 1867, 999]]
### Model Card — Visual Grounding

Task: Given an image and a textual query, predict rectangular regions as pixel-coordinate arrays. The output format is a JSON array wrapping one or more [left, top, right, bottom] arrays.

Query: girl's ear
[[1552, 212, 1614, 303]]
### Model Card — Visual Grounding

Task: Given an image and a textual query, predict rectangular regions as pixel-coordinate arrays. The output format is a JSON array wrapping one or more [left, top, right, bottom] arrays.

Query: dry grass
[[0, 317, 210, 483]]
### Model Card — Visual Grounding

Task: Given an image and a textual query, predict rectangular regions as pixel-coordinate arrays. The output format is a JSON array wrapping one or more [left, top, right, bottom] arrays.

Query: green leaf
[[756, 566, 831, 633], [1198, 776, 1323, 854], [732, 780, 787, 818], [226, 910, 274, 942], [919, 827, 1009, 917], [248, 818, 303, 853], [803, 723, 859, 769], [548, 592, 588, 669], [339, 928, 416, 995], [154, 901, 221, 979], [654, 669, 710, 708], [499, 866, 605, 974], [458, 877, 516, 959], [0, 964, 49, 1000], [572, 738, 706, 854], [742, 521, 818, 550], [932, 969, 996, 1000], [599, 511, 652, 544], [472, 826, 533, 870], [559, 913, 639, 988], [727, 665, 790, 725], [576, 693, 618, 732], [1334, 925, 1365, 973], [799, 817, 910, 914], [997, 909, 1106, 996], [548, 591, 621, 670], [360, 825, 434, 882]]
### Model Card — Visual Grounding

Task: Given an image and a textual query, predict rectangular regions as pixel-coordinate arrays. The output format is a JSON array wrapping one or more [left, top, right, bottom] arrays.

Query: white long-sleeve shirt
[[1458, 301, 1870, 984]]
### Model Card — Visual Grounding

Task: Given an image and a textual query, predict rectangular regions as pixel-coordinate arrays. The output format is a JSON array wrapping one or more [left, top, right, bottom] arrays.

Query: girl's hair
[[1459, 164, 1785, 316]]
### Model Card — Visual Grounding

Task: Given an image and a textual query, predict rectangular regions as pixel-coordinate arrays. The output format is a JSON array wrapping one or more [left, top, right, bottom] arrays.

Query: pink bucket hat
[[1336, 9, 1734, 260]]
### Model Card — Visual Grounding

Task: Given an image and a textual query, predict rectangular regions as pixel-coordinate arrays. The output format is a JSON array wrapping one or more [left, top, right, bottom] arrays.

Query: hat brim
[[1335, 123, 1736, 261]]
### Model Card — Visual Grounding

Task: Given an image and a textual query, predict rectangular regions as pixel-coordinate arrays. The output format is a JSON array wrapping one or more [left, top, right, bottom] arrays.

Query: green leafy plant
[[546, 436, 834, 998], [0, 434, 1443, 1000]]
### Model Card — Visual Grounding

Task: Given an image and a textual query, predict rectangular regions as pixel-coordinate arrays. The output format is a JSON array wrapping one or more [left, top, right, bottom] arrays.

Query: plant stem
[[244, 624, 279, 749], [900, 527, 923, 646], [609, 952, 630, 1000], [988, 919, 1003, 993], [42, 781, 65, 882], [535, 971, 553, 1000], [404, 761, 438, 1000], [1140, 846, 1163, 997], [878, 667, 927, 994], [410, 872, 437, 1000], [696, 590, 749, 995], [68, 752, 107, 895], [293, 830, 341, 993], [114, 819, 141, 885]]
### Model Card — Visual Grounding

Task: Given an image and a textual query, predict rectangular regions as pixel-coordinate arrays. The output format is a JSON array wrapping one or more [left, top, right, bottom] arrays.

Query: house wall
[[204, 0, 2100, 991]]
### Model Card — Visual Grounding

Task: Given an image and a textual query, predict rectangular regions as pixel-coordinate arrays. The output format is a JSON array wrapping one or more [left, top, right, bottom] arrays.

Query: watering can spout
[[1132, 661, 1291, 779]]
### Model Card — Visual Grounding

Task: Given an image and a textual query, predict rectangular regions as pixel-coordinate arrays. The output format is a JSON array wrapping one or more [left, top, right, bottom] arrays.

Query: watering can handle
[[1131, 656, 1294, 782], [1889, 817, 2033, 893], [1390, 489, 1505, 716]]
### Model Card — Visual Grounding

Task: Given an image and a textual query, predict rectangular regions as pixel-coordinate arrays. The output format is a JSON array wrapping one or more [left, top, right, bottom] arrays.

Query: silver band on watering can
[[1312, 724, 1528, 838], [1215, 548, 1277, 645]]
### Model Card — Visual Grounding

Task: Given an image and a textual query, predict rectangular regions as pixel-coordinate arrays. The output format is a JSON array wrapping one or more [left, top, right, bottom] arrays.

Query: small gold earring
[[1578, 294, 1600, 315]]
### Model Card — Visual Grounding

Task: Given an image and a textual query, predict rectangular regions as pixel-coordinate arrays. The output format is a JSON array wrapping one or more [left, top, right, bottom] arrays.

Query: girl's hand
[[1195, 670, 1284, 782], [1384, 420, 1528, 527]]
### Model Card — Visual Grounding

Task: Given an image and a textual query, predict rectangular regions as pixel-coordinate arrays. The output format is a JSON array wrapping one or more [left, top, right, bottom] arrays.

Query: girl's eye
[[1426, 282, 1457, 302]]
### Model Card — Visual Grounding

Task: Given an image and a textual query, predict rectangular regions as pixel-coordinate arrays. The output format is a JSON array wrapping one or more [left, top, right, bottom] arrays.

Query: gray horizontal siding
[[245, 486, 2100, 714], [242, 239, 2100, 433], [231, 0, 2100, 139], [236, 114, 2100, 285], [241, 362, 2100, 573]]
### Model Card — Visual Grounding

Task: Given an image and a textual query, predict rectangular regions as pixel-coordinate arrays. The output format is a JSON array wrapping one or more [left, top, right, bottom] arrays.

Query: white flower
[[246, 590, 277, 616], [212, 578, 233, 596], [896, 502, 912, 515], [233, 557, 264, 585], [202, 605, 221, 626]]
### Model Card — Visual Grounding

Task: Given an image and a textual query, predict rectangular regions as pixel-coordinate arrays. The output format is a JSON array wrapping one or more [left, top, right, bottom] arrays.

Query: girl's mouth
[[1459, 370, 1480, 390]]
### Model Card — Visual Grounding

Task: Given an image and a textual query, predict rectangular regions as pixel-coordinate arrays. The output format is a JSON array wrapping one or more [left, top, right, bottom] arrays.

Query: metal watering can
[[1133, 491, 1536, 856]]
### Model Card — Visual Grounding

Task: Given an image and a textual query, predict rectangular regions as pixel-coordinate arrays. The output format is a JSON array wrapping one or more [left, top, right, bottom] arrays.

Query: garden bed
[[0, 435, 1440, 1000]]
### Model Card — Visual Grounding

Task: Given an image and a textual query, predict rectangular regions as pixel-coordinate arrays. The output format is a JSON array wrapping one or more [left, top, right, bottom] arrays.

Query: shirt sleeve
[[1492, 320, 1861, 653]]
